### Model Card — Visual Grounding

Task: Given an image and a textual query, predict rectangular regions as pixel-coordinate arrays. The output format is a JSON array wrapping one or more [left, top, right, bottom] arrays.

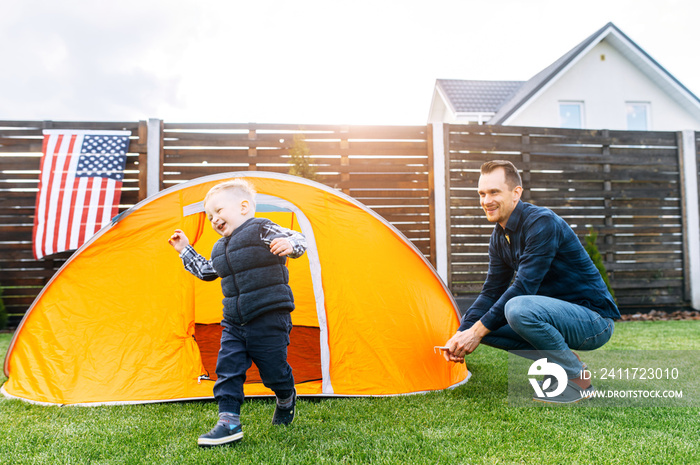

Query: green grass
[[1, 321, 699, 464]]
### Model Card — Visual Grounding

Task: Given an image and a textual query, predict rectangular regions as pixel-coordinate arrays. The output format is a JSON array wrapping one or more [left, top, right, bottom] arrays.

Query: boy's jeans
[[468, 295, 615, 378], [214, 310, 295, 414]]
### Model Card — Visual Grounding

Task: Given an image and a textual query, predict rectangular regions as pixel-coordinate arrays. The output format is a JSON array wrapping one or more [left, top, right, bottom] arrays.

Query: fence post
[[431, 123, 450, 286], [146, 118, 163, 197], [248, 124, 258, 171], [137, 120, 148, 201], [601, 132, 614, 279], [678, 130, 700, 310], [520, 134, 531, 202], [426, 124, 437, 269], [339, 126, 350, 195]]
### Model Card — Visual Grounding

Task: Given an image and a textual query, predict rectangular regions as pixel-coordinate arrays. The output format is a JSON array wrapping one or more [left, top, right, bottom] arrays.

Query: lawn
[[1, 321, 699, 464]]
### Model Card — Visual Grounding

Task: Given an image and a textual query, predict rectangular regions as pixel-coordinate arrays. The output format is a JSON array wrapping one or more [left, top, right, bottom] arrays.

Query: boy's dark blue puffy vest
[[210, 217, 294, 325]]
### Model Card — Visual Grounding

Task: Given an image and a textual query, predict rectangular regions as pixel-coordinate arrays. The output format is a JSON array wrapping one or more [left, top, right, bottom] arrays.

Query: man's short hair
[[204, 178, 257, 209], [481, 160, 522, 189]]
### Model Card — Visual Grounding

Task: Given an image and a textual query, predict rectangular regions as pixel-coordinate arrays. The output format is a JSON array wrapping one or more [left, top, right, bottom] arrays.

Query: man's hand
[[442, 321, 491, 363], [270, 237, 293, 256], [168, 229, 190, 253]]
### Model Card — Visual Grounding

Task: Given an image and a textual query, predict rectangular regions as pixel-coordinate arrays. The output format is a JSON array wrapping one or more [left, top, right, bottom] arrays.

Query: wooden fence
[[158, 122, 435, 257], [445, 124, 692, 310], [0, 121, 148, 328], [0, 121, 434, 328], [1, 120, 698, 328]]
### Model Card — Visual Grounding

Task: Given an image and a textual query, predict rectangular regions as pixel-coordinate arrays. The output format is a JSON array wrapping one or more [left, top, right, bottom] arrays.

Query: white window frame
[[558, 101, 584, 129], [625, 101, 651, 131]]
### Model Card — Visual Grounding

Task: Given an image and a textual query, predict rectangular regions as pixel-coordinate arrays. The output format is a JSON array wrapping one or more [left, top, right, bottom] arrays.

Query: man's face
[[204, 190, 250, 237], [477, 168, 522, 228]]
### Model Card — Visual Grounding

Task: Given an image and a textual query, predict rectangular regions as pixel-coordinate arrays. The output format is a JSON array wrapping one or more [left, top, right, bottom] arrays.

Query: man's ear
[[513, 185, 523, 201]]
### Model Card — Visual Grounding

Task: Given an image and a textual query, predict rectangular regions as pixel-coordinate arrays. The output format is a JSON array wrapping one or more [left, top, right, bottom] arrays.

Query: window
[[559, 102, 583, 129], [626, 102, 649, 130]]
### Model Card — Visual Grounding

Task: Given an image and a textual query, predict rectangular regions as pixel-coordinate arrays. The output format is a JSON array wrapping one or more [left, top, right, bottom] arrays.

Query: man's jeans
[[214, 310, 295, 414], [469, 295, 615, 378]]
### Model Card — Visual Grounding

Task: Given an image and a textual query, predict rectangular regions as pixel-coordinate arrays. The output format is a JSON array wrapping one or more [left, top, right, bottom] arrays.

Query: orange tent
[[2, 172, 468, 405]]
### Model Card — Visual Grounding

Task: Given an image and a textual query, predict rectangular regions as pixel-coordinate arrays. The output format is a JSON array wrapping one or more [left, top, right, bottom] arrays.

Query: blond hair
[[203, 178, 257, 210]]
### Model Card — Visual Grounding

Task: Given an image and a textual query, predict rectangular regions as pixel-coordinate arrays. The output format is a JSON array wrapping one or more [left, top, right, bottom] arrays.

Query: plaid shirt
[[180, 222, 307, 280]]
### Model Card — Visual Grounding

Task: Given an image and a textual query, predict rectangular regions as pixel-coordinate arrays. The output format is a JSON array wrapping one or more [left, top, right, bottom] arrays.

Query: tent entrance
[[194, 324, 322, 383], [185, 194, 329, 391]]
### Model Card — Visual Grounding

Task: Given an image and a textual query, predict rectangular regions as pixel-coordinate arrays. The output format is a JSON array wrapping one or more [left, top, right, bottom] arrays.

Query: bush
[[288, 134, 317, 181], [584, 228, 615, 300]]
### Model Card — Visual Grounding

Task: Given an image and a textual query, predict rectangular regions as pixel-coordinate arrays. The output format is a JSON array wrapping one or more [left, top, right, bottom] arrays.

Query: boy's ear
[[240, 199, 251, 215]]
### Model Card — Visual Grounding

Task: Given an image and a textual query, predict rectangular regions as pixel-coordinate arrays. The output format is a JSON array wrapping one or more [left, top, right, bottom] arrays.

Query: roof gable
[[489, 22, 700, 124]]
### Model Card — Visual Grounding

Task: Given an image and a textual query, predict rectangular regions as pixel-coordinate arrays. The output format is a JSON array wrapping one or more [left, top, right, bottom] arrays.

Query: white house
[[428, 22, 700, 131]]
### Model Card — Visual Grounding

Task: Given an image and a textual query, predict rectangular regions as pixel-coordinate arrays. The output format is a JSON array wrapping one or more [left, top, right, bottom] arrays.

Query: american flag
[[32, 130, 131, 259]]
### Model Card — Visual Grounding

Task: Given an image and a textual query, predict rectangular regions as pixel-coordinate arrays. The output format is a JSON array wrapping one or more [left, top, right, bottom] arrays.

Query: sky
[[2, 0, 699, 126]]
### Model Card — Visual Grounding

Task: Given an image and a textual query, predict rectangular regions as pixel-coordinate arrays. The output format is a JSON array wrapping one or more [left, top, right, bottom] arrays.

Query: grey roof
[[436, 79, 524, 113]]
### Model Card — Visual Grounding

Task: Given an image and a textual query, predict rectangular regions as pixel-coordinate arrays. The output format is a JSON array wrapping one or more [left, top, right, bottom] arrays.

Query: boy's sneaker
[[272, 390, 296, 425], [197, 421, 243, 447]]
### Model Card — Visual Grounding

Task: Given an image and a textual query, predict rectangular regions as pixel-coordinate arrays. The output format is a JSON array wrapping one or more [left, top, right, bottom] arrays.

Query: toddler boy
[[168, 179, 306, 447]]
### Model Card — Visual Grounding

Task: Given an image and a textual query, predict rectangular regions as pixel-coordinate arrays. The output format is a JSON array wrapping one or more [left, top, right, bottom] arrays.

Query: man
[[443, 160, 620, 403]]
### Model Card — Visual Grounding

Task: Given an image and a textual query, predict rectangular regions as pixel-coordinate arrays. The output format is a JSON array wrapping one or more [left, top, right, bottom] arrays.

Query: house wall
[[428, 92, 456, 123], [506, 40, 700, 131]]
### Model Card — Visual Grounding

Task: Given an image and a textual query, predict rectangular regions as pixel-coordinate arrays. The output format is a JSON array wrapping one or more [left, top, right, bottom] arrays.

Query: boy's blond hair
[[203, 178, 257, 210]]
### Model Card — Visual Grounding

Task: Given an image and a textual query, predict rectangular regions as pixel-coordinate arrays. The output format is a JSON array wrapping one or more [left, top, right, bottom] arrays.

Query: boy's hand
[[168, 229, 190, 253], [270, 238, 293, 256]]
